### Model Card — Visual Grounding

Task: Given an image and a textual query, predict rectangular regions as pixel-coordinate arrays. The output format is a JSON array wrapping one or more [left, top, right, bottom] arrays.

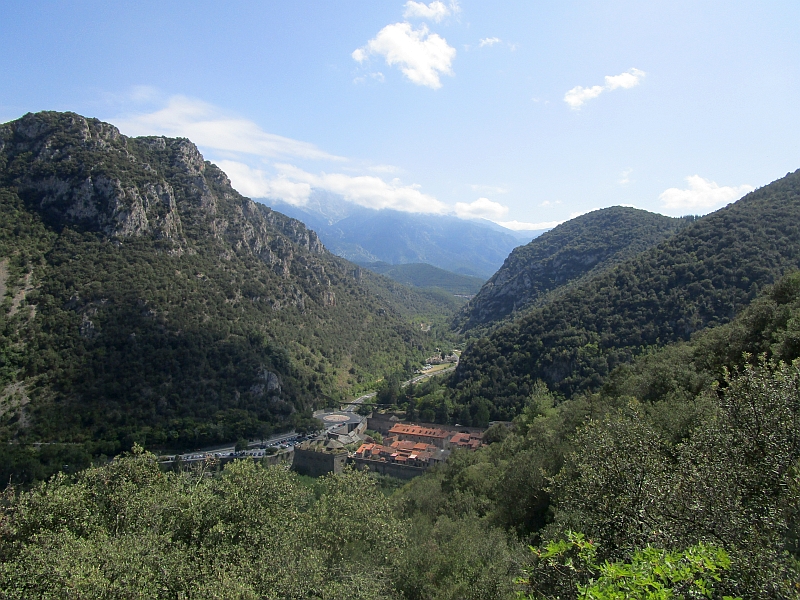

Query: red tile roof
[[388, 424, 449, 439]]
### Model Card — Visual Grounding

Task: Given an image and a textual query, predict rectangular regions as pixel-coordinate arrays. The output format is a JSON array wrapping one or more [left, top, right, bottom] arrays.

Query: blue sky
[[2, 1, 798, 229]]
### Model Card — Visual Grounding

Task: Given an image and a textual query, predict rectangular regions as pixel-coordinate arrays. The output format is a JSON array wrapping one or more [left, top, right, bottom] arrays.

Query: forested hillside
[[454, 207, 693, 333], [360, 261, 485, 296], [452, 169, 800, 417], [393, 270, 800, 598], [0, 111, 434, 464], [4, 272, 799, 598]]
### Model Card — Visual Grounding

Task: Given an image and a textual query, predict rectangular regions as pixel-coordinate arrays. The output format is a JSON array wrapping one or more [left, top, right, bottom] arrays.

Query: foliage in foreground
[[0, 450, 518, 599], [517, 532, 740, 600], [0, 452, 399, 599], [394, 287, 800, 597]]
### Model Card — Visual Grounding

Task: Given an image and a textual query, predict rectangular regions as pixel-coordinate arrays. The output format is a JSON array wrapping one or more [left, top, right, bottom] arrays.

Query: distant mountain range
[[260, 192, 546, 279]]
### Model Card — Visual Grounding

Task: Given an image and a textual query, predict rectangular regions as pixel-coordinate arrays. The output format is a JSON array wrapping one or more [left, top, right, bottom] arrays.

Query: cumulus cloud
[[403, 1, 459, 22], [659, 175, 754, 213], [353, 22, 456, 89], [497, 219, 561, 231], [605, 69, 645, 90], [479, 37, 501, 47], [214, 160, 312, 205], [564, 68, 645, 109], [217, 161, 448, 214], [619, 168, 633, 185], [454, 197, 509, 220], [114, 96, 343, 161], [564, 85, 604, 109]]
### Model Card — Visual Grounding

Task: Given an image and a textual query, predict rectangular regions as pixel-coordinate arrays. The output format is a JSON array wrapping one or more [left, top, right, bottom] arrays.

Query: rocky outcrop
[[0, 111, 332, 293], [1, 113, 183, 240]]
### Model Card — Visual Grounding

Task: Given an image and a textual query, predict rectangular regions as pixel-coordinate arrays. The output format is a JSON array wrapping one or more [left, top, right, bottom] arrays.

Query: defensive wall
[[291, 445, 347, 477], [159, 450, 292, 472]]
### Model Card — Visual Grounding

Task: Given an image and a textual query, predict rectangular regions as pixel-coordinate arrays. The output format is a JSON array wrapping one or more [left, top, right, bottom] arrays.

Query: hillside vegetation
[[0, 111, 438, 466], [360, 261, 485, 296], [454, 206, 693, 333], [452, 170, 800, 417], [5, 273, 800, 598], [393, 271, 800, 597]]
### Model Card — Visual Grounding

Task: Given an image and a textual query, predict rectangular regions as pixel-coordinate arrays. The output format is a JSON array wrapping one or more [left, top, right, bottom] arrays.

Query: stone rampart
[[291, 446, 347, 477]]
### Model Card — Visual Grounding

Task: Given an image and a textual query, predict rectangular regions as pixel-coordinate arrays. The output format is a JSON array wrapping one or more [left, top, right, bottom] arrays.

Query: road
[[337, 362, 458, 411], [345, 391, 376, 413], [406, 364, 457, 385]]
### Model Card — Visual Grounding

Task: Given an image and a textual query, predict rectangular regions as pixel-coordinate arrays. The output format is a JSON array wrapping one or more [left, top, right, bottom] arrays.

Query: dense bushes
[[0, 451, 519, 599]]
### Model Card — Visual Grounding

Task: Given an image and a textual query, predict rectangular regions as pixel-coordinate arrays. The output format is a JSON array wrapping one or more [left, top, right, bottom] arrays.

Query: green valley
[[1, 111, 799, 599], [0, 112, 448, 470]]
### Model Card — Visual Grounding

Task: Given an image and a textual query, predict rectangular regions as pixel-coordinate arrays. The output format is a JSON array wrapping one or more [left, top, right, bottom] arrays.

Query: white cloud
[[605, 68, 645, 90], [619, 168, 633, 185], [114, 96, 343, 161], [497, 219, 561, 231], [215, 160, 312, 205], [659, 175, 754, 213], [352, 22, 456, 89], [219, 161, 448, 214], [110, 95, 454, 215], [564, 68, 645, 109], [454, 197, 509, 220], [403, 1, 460, 22], [479, 37, 501, 47], [564, 85, 604, 109]]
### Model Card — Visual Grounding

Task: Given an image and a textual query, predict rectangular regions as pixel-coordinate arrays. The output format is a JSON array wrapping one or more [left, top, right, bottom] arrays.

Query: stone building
[[291, 440, 347, 477]]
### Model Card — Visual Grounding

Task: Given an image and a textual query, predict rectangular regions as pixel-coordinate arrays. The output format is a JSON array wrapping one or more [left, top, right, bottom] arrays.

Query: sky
[[2, 1, 799, 230]]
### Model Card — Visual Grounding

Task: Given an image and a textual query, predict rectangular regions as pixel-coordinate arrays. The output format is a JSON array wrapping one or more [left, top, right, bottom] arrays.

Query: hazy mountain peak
[[260, 193, 543, 278]]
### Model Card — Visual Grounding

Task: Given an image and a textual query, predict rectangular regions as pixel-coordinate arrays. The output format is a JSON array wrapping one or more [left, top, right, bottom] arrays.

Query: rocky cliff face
[[455, 207, 691, 332], [0, 111, 326, 284], [0, 112, 430, 452]]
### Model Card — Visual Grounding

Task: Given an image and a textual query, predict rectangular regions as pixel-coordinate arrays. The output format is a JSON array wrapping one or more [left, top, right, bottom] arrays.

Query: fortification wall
[[292, 447, 347, 477]]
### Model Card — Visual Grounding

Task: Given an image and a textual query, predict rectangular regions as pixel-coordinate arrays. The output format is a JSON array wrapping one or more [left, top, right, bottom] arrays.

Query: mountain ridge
[[0, 111, 435, 455], [454, 207, 695, 333], [263, 195, 540, 278], [451, 169, 800, 417]]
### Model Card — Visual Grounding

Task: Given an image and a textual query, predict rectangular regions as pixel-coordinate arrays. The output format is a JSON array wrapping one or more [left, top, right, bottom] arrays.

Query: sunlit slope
[[454, 207, 692, 333], [0, 111, 431, 451], [452, 169, 800, 417]]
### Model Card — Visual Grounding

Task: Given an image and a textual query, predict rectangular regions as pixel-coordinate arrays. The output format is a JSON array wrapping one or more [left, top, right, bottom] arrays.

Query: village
[[159, 404, 492, 480], [160, 348, 493, 479], [291, 408, 488, 479], [159, 351, 492, 480]]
